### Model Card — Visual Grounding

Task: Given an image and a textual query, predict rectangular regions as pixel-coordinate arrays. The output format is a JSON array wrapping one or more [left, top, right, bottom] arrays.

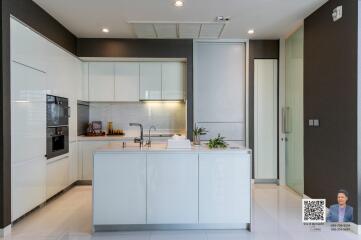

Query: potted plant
[[207, 134, 228, 149], [193, 126, 207, 145]]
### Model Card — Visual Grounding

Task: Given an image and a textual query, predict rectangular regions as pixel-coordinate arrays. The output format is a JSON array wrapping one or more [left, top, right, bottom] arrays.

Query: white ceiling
[[32, 0, 327, 39]]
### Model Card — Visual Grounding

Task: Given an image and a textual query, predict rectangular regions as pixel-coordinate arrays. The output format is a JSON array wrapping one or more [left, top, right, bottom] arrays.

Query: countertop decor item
[[207, 134, 228, 149], [193, 126, 207, 145]]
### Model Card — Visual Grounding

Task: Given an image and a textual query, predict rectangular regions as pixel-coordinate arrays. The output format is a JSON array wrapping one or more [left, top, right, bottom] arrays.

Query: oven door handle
[[66, 106, 71, 118]]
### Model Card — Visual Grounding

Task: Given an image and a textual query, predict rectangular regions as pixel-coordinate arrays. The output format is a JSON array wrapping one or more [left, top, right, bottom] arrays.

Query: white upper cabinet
[[161, 62, 185, 100], [115, 62, 140, 102], [139, 62, 162, 100], [89, 62, 115, 101], [81, 62, 89, 101]]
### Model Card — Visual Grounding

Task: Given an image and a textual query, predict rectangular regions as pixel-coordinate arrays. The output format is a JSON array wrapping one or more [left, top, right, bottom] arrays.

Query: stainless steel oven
[[47, 95, 69, 126], [46, 95, 69, 159], [46, 126, 69, 159]]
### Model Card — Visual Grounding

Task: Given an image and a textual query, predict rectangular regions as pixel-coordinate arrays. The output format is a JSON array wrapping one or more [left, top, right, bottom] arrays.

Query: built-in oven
[[47, 95, 69, 127], [46, 95, 69, 159], [46, 126, 69, 159]]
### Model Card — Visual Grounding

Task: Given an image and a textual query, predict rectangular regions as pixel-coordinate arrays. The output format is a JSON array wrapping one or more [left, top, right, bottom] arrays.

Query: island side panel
[[93, 152, 147, 225], [199, 152, 251, 224]]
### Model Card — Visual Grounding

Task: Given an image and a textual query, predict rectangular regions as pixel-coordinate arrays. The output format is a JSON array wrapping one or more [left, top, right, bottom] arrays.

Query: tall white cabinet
[[10, 18, 81, 221], [254, 59, 278, 180], [11, 61, 47, 221]]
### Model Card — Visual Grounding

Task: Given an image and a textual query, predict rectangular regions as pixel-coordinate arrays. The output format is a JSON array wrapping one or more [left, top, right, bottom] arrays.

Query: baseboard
[[75, 180, 92, 185], [0, 225, 11, 237], [254, 179, 279, 184]]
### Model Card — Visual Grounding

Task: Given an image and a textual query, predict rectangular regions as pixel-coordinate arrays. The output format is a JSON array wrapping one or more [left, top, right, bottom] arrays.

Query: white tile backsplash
[[89, 102, 186, 134]]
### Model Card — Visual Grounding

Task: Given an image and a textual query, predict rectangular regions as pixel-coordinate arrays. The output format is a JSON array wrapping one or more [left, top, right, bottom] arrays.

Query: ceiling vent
[[129, 22, 227, 39]]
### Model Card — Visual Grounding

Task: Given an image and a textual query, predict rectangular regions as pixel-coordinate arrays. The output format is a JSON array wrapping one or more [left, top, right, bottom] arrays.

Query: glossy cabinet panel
[[115, 62, 140, 101], [254, 59, 278, 179], [161, 62, 185, 100], [147, 153, 198, 224], [89, 62, 115, 101], [11, 159, 46, 221], [199, 152, 251, 224], [68, 142, 79, 185], [139, 62, 162, 100], [46, 156, 70, 199], [93, 153, 147, 225], [80, 141, 109, 180], [11, 61, 47, 221], [82, 62, 89, 101]]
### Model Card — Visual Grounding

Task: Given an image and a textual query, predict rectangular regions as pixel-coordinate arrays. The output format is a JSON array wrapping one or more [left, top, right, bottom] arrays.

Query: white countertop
[[94, 142, 251, 154]]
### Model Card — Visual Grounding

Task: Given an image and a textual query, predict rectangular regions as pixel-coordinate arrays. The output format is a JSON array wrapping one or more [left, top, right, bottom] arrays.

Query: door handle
[[282, 107, 291, 134]]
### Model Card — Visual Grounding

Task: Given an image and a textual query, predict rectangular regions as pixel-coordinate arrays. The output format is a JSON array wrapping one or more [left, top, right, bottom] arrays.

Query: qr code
[[302, 199, 326, 223]]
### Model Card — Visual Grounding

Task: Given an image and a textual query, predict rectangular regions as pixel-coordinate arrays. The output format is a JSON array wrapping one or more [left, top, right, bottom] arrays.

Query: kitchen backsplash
[[89, 102, 186, 134]]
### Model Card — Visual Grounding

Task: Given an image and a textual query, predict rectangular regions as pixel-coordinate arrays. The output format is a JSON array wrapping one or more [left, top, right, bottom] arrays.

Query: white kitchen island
[[92, 142, 252, 231]]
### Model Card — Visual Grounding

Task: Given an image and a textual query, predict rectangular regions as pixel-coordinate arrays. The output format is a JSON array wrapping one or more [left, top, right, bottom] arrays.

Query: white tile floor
[[2, 184, 360, 240]]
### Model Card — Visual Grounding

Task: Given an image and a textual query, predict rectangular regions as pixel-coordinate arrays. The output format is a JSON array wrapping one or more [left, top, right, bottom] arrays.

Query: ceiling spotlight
[[102, 28, 109, 33], [174, 0, 184, 7], [248, 29, 255, 35]]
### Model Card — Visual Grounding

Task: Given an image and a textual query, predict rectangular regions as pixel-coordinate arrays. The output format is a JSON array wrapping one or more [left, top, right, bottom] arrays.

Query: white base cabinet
[[199, 152, 251, 224], [93, 153, 147, 225], [46, 156, 70, 199], [11, 159, 46, 221], [93, 149, 251, 229], [146, 153, 198, 224], [68, 142, 79, 185], [79, 141, 110, 180]]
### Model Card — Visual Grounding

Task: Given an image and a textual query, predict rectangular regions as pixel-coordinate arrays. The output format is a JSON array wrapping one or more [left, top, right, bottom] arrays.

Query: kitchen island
[[92, 142, 252, 231]]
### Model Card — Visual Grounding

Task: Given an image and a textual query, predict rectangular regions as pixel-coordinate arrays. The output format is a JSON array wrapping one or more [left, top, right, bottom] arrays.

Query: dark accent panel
[[248, 40, 279, 178], [77, 101, 89, 136], [9, 0, 76, 54], [304, 0, 358, 223], [77, 38, 194, 140], [0, 0, 11, 228]]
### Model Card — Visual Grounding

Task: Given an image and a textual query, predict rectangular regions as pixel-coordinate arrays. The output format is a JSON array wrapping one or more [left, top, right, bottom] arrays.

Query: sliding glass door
[[285, 26, 304, 195]]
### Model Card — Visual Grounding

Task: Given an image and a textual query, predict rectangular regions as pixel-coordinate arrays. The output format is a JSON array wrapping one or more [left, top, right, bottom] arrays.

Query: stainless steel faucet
[[146, 125, 157, 147], [129, 123, 144, 147]]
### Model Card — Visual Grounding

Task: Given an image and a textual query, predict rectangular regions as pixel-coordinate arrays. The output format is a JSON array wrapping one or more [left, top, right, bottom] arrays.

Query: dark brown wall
[[77, 38, 194, 139], [0, 0, 11, 229], [249, 40, 279, 178], [9, 0, 77, 54], [304, 0, 358, 223]]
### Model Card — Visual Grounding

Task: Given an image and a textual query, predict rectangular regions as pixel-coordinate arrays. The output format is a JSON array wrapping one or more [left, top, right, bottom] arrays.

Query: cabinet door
[[147, 153, 198, 224], [199, 153, 251, 224], [81, 141, 109, 180], [162, 62, 185, 100], [115, 62, 140, 101], [11, 61, 47, 221], [46, 156, 70, 199], [139, 62, 162, 100], [89, 62, 114, 101], [68, 142, 78, 185], [81, 62, 89, 101], [93, 153, 146, 225]]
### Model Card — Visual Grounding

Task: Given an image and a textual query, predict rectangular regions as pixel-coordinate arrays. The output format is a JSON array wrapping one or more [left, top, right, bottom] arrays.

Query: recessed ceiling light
[[102, 28, 109, 33], [174, 0, 184, 7], [248, 29, 255, 35]]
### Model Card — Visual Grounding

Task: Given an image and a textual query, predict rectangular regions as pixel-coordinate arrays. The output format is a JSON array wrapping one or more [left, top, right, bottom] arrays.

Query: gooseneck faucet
[[129, 123, 144, 147], [146, 125, 157, 147]]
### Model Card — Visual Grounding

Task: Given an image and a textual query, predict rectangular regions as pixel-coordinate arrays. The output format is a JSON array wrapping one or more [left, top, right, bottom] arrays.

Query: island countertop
[[93, 142, 251, 154]]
